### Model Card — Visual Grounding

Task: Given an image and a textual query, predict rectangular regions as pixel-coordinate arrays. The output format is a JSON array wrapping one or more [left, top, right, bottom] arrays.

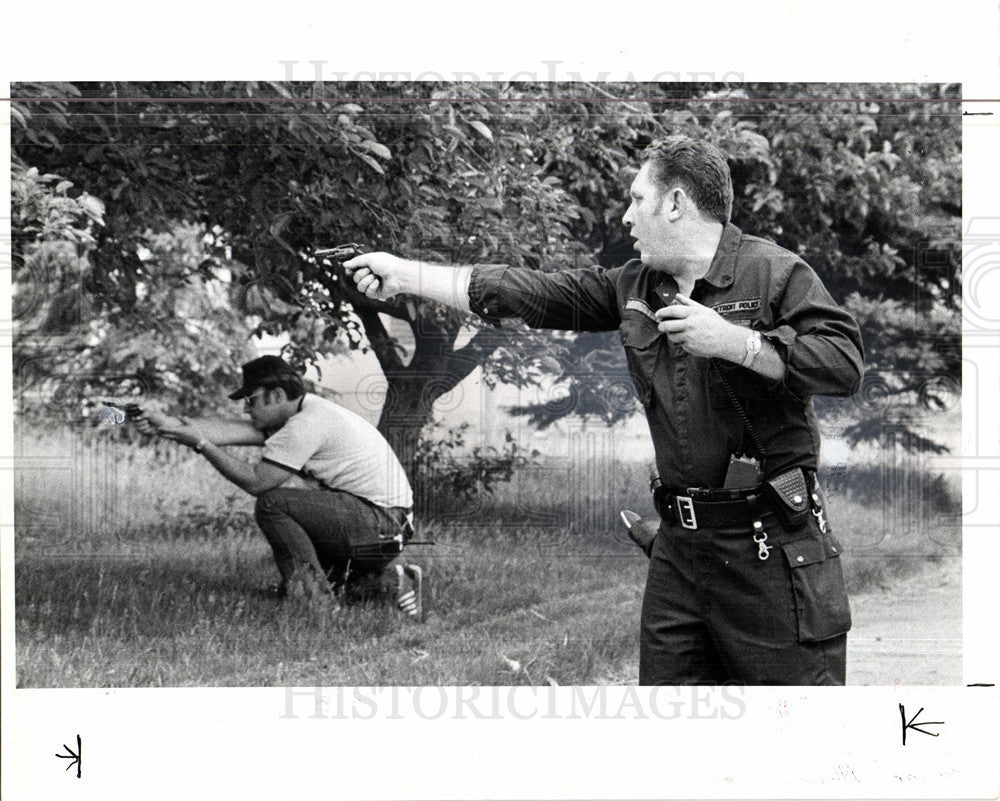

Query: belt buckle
[[676, 495, 698, 529]]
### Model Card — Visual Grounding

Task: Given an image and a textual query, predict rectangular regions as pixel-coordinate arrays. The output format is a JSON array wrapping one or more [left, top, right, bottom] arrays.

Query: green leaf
[[468, 120, 494, 142], [360, 140, 392, 160], [77, 193, 106, 223], [356, 152, 385, 175], [268, 82, 294, 99], [10, 105, 27, 130]]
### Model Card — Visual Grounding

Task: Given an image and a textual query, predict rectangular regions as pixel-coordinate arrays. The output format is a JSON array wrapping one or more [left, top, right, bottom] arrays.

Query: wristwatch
[[741, 330, 762, 368]]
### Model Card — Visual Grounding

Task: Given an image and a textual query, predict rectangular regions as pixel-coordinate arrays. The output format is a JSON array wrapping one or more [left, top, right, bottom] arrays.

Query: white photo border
[[2, 2, 999, 798]]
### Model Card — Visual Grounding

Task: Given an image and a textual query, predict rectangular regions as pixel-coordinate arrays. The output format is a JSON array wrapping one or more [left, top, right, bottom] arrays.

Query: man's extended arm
[[182, 418, 266, 446], [193, 441, 295, 496], [345, 253, 474, 313], [344, 253, 622, 332], [140, 411, 265, 447], [138, 412, 289, 495]]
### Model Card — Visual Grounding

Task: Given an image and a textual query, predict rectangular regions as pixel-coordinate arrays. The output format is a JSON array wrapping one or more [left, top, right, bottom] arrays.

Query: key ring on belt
[[752, 521, 772, 560]]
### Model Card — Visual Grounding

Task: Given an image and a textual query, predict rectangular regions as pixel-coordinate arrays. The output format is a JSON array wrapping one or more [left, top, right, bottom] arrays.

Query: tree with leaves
[[11, 81, 960, 466]]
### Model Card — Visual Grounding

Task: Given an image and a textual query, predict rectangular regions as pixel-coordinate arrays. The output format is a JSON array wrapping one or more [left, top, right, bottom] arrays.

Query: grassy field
[[13, 422, 961, 687]]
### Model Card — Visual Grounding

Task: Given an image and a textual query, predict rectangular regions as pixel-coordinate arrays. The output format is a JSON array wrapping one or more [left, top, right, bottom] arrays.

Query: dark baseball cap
[[228, 355, 304, 400]]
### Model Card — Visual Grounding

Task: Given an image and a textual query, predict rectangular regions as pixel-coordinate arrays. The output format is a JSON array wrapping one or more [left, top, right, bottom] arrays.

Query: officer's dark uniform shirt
[[468, 223, 864, 491]]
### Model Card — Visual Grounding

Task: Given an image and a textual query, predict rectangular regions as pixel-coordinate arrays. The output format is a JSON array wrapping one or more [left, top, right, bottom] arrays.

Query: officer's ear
[[661, 186, 687, 221]]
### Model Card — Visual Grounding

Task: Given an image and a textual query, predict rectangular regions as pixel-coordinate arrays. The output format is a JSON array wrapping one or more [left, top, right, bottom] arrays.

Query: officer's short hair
[[641, 136, 734, 224]]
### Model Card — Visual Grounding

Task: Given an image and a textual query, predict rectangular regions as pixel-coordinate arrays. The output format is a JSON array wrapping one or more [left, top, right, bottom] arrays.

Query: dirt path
[[847, 557, 962, 686]]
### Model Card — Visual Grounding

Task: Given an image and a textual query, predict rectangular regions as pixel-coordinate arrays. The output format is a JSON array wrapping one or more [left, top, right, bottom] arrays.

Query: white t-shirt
[[262, 394, 413, 509]]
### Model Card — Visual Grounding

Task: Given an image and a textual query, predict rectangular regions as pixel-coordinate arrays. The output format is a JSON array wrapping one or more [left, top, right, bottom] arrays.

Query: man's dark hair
[[229, 355, 306, 401], [641, 136, 734, 224]]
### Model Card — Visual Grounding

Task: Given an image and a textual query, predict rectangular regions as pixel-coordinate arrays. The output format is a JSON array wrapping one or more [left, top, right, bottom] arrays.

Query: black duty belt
[[654, 487, 768, 530]]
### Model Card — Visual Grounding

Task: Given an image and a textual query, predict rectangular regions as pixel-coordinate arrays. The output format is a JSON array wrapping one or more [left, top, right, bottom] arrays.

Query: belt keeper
[[746, 492, 772, 559], [745, 491, 767, 521], [652, 485, 669, 520]]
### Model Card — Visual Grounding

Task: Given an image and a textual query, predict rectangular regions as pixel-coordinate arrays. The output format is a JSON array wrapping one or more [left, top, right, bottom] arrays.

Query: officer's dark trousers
[[639, 507, 851, 685]]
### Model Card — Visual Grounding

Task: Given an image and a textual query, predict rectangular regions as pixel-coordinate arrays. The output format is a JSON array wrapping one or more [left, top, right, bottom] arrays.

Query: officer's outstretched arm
[[344, 252, 473, 313]]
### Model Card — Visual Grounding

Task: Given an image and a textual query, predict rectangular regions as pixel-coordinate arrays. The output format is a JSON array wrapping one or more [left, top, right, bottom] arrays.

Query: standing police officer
[[345, 135, 864, 684]]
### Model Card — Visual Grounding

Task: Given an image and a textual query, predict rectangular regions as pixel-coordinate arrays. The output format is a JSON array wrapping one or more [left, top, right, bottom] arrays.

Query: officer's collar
[[698, 223, 742, 289]]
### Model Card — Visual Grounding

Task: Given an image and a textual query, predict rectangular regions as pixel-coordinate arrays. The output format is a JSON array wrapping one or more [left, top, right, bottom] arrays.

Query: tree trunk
[[377, 369, 440, 514], [353, 304, 507, 512]]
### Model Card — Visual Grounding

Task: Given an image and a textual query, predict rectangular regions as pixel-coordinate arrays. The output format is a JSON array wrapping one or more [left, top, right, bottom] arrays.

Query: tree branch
[[451, 324, 508, 364], [433, 325, 508, 393], [355, 308, 404, 372], [408, 308, 469, 374]]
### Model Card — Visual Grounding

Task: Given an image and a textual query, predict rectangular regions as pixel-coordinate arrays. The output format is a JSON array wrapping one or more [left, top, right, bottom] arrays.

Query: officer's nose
[[622, 203, 634, 228]]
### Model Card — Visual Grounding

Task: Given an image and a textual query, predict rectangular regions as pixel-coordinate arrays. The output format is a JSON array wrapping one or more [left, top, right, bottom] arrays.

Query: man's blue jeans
[[254, 487, 409, 591]]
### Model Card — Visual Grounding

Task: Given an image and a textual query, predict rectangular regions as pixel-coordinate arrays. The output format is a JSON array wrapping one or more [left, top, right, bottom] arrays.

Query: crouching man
[[140, 356, 415, 606]]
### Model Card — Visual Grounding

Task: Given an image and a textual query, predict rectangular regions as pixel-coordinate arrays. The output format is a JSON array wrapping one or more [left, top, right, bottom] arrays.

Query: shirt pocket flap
[[620, 313, 661, 350]]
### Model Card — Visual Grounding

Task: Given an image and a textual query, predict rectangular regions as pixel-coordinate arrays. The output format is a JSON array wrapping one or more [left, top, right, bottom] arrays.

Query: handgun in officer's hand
[[314, 243, 368, 263]]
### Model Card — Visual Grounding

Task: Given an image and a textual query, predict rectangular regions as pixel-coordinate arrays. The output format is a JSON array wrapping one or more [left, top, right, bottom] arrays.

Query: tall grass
[[14, 422, 960, 687]]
